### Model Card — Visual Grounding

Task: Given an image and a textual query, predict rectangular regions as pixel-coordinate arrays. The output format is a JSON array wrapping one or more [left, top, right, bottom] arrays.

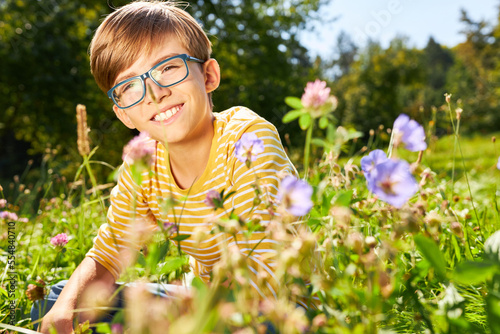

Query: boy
[[36, 1, 299, 332]]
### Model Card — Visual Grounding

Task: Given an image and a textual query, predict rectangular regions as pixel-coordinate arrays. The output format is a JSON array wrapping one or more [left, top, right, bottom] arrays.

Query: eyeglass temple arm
[[186, 55, 206, 63]]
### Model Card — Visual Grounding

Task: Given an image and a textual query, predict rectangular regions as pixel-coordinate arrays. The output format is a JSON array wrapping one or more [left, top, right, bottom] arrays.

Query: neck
[[166, 113, 215, 189]]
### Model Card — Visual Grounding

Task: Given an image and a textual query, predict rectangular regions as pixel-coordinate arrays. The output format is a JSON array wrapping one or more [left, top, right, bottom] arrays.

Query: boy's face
[[112, 36, 219, 145]]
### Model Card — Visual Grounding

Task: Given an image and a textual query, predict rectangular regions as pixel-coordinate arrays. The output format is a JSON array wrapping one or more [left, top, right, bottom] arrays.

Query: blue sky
[[301, 0, 499, 58]]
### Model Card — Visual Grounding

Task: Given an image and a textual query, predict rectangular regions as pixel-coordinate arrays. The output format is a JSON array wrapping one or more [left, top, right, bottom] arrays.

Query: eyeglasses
[[107, 54, 205, 109]]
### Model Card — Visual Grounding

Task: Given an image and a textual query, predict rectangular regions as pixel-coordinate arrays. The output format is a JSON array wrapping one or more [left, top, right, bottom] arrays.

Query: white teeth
[[153, 105, 181, 121]]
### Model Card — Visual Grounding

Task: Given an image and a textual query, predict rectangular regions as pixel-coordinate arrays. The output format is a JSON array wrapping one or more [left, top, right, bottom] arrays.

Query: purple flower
[[361, 149, 388, 175], [204, 189, 222, 209], [497, 156, 500, 170], [162, 222, 178, 237], [235, 133, 264, 165], [0, 199, 6, 209], [393, 114, 427, 152], [278, 176, 313, 216], [301, 79, 331, 109], [50, 233, 69, 247], [111, 324, 124, 334], [367, 159, 418, 208], [122, 132, 155, 165], [0, 211, 18, 221]]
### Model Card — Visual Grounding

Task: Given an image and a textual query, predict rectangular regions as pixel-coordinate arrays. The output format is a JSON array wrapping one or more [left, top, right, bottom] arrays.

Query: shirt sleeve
[[86, 163, 157, 280]]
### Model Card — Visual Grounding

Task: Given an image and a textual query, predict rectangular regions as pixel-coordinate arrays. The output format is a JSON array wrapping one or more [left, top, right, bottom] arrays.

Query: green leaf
[[284, 96, 303, 109], [334, 190, 353, 207], [319, 116, 329, 129], [171, 234, 190, 242], [453, 261, 498, 284], [451, 235, 462, 262], [299, 113, 312, 130], [282, 110, 303, 123], [414, 235, 448, 280], [95, 323, 111, 334], [311, 138, 326, 147], [159, 257, 186, 275]]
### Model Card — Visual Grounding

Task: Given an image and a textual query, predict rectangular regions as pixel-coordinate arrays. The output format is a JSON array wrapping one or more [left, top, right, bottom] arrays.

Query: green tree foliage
[[0, 0, 325, 183], [333, 38, 425, 135], [445, 9, 500, 133], [422, 37, 454, 108], [0, 0, 126, 180]]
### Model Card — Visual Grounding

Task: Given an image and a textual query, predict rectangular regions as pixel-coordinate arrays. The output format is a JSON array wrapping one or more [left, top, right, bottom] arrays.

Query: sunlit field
[[1, 87, 500, 334]]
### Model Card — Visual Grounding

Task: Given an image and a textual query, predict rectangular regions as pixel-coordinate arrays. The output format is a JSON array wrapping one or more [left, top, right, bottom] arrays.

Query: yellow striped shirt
[[87, 106, 298, 300]]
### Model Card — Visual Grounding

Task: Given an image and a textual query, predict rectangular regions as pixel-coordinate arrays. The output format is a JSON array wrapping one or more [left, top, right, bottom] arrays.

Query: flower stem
[[447, 102, 481, 236], [387, 129, 395, 159], [304, 123, 314, 178]]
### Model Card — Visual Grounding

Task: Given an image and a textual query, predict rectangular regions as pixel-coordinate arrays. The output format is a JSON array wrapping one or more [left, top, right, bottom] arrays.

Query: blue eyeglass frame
[[107, 53, 205, 109]]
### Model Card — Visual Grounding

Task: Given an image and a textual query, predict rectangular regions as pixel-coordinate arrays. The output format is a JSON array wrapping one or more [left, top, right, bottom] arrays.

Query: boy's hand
[[39, 307, 74, 333]]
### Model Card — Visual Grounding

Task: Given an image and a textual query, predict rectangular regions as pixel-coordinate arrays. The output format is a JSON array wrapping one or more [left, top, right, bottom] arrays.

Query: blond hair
[[89, 1, 212, 94]]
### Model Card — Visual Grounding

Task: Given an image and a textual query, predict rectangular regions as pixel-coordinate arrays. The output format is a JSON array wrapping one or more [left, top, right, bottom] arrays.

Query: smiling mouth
[[152, 104, 183, 121]]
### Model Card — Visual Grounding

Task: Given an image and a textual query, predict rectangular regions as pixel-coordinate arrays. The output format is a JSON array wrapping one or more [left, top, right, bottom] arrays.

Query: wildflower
[[26, 280, 45, 301], [497, 156, 500, 170], [122, 132, 155, 165], [18, 217, 29, 223], [445, 93, 452, 104], [438, 283, 464, 312], [368, 159, 418, 208], [365, 236, 377, 248], [0, 199, 6, 208], [50, 233, 69, 248], [0, 211, 18, 221], [204, 189, 223, 210], [76, 104, 91, 156], [484, 230, 500, 262], [162, 222, 177, 238], [234, 133, 264, 167], [392, 114, 427, 152], [301, 79, 331, 109], [278, 175, 313, 216], [455, 108, 463, 120], [347, 232, 363, 253], [111, 324, 124, 334], [360, 149, 388, 175], [450, 222, 463, 238]]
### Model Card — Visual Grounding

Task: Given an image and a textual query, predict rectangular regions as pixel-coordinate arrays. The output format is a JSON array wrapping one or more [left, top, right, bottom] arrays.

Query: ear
[[113, 105, 136, 129], [203, 58, 220, 94]]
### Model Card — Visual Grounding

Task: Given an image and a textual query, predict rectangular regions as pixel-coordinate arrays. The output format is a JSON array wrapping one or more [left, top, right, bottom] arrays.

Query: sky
[[300, 0, 500, 58]]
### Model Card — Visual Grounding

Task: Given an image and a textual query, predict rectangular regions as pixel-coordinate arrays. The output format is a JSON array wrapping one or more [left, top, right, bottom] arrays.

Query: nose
[[144, 78, 170, 104]]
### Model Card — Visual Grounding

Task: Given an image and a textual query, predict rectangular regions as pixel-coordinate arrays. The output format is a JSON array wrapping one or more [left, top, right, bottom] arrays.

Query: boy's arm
[[39, 257, 115, 334]]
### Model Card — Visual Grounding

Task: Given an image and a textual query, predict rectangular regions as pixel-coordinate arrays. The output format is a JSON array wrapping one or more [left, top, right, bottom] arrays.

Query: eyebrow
[[114, 52, 181, 85]]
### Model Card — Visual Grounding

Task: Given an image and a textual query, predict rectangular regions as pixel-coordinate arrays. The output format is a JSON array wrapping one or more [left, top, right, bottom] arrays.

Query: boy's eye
[[160, 64, 179, 73], [120, 80, 140, 94]]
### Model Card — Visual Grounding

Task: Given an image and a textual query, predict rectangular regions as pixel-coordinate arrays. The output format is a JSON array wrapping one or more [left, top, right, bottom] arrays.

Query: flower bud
[[26, 280, 46, 301], [312, 314, 327, 328], [450, 222, 463, 238], [445, 93, 452, 104], [365, 236, 377, 248], [347, 232, 363, 253]]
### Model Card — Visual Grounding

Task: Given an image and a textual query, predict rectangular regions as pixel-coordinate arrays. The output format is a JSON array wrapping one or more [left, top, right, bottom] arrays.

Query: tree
[[445, 9, 500, 133], [333, 38, 425, 136]]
